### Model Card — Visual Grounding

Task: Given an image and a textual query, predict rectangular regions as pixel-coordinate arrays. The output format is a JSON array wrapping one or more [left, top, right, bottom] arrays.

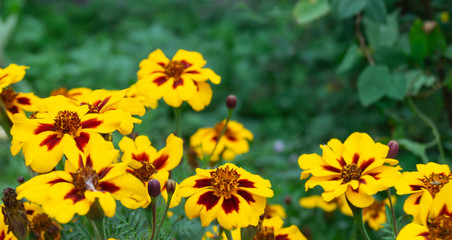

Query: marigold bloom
[[179, 163, 273, 230], [397, 182, 452, 240], [119, 134, 183, 207], [299, 195, 352, 216], [10, 95, 123, 173], [136, 49, 221, 111], [125, 83, 158, 109], [50, 87, 92, 102], [0, 205, 17, 240], [298, 132, 402, 208], [0, 64, 28, 93], [395, 162, 451, 221], [16, 143, 146, 223], [190, 120, 253, 162], [24, 202, 61, 240], [0, 87, 40, 121], [265, 204, 287, 219]]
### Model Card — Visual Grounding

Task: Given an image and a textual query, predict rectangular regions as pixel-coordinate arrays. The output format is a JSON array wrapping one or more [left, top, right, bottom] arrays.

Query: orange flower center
[[341, 164, 362, 183], [210, 166, 239, 199], [71, 166, 100, 196], [428, 214, 452, 240], [87, 104, 99, 113], [254, 226, 275, 240], [165, 61, 187, 79], [0, 87, 17, 109], [132, 161, 157, 183], [422, 173, 450, 197], [50, 87, 68, 97], [54, 110, 81, 137], [31, 213, 59, 238]]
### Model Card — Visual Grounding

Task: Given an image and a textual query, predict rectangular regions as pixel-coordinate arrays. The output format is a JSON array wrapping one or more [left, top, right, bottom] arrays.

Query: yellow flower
[[298, 132, 402, 208], [397, 182, 452, 240], [50, 87, 92, 102], [125, 83, 158, 109], [190, 120, 253, 162], [395, 162, 451, 221], [16, 142, 146, 223], [0, 87, 40, 121], [24, 202, 61, 240], [10, 95, 124, 173], [0, 204, 17, 240], [265, 204, 287, 219], [362, 197, 396, 231], [299, 194, 352, 216], [119, 134, 183, 208], [178, 163, 273, 230], [136, 49, 221, 111], [0, 64, 28, 93]]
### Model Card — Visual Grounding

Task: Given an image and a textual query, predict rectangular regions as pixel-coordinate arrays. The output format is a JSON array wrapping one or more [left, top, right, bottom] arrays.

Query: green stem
[[149, 197, 157, 240], [386, 188, 398, 237], [222, 228, 233, 240], [152, 194, 173, 240], [407, 97, 445, 164], [90, 219, 105, 240], [346, 197, 371, 240]]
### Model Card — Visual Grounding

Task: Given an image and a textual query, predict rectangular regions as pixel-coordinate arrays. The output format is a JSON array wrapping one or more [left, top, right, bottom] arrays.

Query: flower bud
[[17, 176, 24, 184], [1, 188, 29, 240], [147, 179, 161, 198], [166, 179, 176, 195], [387, 140, 399, 159], [226, 95, 237, 109]]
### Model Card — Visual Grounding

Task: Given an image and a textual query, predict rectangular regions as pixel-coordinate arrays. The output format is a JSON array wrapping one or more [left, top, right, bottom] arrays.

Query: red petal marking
[[414, 195, 422, 204], [276, 234, 290, 240], [180, 60, 192, 69], [238, 179, 255, 188], [85, 155, 93, 168], [322, 165, 341, 173], [367, 172, 381, 180], [194, 178, 212, 188], [439, 205, 452, 216], [8, 106, 19, 114], [359, 178, 367, 184], [337, 157, 346, 167], [153, 76, 168, 86], [185, 70, 200, 74], [48, 178, 69, 186], [237, 190, 255, 204], [64, 188, 84, 204], [78, 155, 84, 168], [34, 123, 55, 135], [126, 169, 134, 174], [359, 158, 375, 171], [98, 167, 113, 179], [196, 191, 220, 211], [97, 96, 111, 111], [26, 209, 35, 215], [39, 134, 62, 151], [132, 152, 149, 162], [99, 182, 120, 193], [74, 132, 90, 151], [172, 78, 184, 89], [410, 185, 423, 191], [157, 62, 166, 68], [0, 231, 5, 240], [352, 153, 360, 164], [81, 118, 102, 129], [0, 74, 8, 81], [16, 97, 31, 105], [226, 135, 237, 142], [417, 232, 430, 239], [222, 194, 240, 214], [153, 154, 169, 170], [193, 81, 199, 91]]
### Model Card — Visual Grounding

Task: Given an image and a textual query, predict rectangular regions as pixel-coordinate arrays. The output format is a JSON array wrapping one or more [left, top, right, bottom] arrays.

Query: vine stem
[[355, 13, 375, 66], [346, 197, 371, 240], [386, 188, 398, 237], [407, 97, 445, 164]]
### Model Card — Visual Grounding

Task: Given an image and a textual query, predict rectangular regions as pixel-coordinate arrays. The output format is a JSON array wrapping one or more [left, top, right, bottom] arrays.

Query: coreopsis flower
[[78, 89, 146, 135], [397, 182, 452, 240], [118, 134, 183, 207], [299, 194, 352, 216], [10, 95, 123, 173], [0, 64, 28, 93], [0, 205, 17, 240], [50, 87, 92, 102], [190, 120, 253, 161], [16, 142, 147, 223], [125, 83, 158, 109], [0, 87, 40, 121], [178, 163, 274, 230], [136, 49, 221, 111], [298, 132, 402, 208], [24, 202, 61, 240], [254, 216, 306, 240], [395, 162, 451, 221]]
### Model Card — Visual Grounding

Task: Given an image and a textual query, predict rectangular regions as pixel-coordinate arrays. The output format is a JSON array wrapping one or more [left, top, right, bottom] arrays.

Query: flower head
[[0, 87, 40, 121], [298, 132, 402, 208], [0, 64, 28, 93], [50, 87, 92, 102], [24, 202, 61, 240], [190, 120, 253, 162], [136, 49, 221, 111], [179, 163, 273, 230]]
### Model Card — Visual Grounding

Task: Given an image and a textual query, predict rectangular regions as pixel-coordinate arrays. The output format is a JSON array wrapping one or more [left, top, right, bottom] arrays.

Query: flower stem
[[152, 194, 173, 240], [206, 109, 233, 165], [149, 197, 157, 240], [386, 188, 398, 237], [346, 197, 371, 240], [222, 228, 233, 240], [90, 219, 105, 240]]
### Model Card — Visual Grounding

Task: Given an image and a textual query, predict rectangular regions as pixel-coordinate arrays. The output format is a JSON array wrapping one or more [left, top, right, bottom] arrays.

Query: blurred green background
[[1, 0, 452, 239]]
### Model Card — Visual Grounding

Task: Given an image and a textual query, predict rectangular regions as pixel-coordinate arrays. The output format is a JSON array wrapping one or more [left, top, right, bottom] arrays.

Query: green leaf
[[386, 72, 408, 101], [426, 24, 446, 54], [357, 65, 391, 106], [409, 19, 428, 65], [335, 0, 367, 19], [336, 44, 363, 74], [445, 44, 452, 60], [293, 0, 331, 25], [364, 11, 399, 49], [398, 138, 429, 163], [364, 0, 387, 24], [405, 69, 435, 95], [373, 47, 408, 69]]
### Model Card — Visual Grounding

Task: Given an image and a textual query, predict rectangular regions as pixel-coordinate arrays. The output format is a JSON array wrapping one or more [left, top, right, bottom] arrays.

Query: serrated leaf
[[357, 65, 391, 106], [364, 0, 387, 23], [398, 138, 429, 163], [293, 0, 331, 25], [386, 73, 408, 101], [336, 44, 363, 74], [364, 11, 399, 49], [336, 0, 367, 19]]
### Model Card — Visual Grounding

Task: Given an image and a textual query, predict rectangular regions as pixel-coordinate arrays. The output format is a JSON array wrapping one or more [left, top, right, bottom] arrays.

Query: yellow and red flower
[[16, 142, 146, 223], [395, 162, 451, 221], [10, 95, 123, 173], [24, 202, 61, 240], [136, 49, 221, 111], [0, 64, 28, 93], [178, 163, 273, 230], [299, 194, 352, 216], [298, 132, 401, 208], [0, 87, 40, 121], [50, 87, 92, 102], [125, 83, 158, 109], [190, 120, 253, 162], [119, 134, 183, 207]]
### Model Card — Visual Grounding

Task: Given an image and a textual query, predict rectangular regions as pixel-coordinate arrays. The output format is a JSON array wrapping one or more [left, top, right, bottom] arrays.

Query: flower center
[[213, 122, 235, 142], [428, 214, 452, 240], [31, 213, 52, 234], [165, 61, 188, 79], [422, 173, 451, 197], [254, 226, 275, 240], [210, 166, 239, 199], [0, 87, 17, 109], [54, 110, 81, 137], [71, 166, 100, 196], [340, 164, 362, 183], [132, 161, 157, 183]]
